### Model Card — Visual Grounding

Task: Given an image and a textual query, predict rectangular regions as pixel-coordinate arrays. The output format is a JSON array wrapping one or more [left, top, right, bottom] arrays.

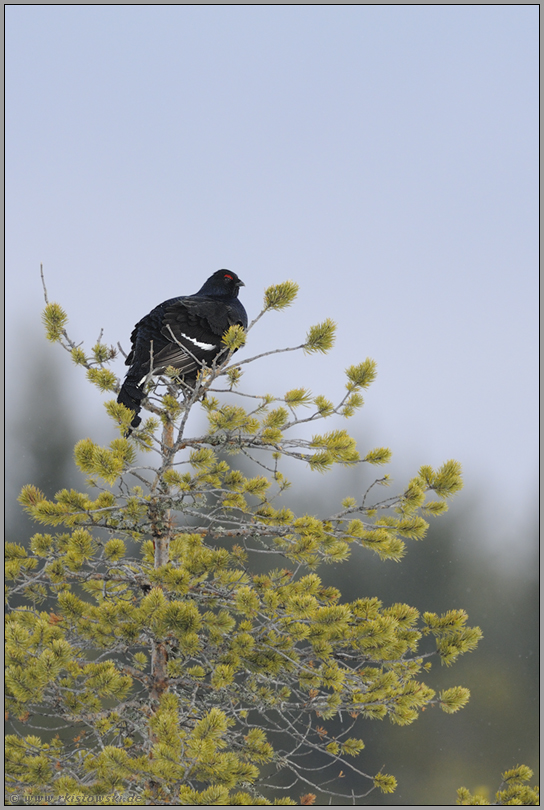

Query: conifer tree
[[5, 275, 536, 805], [457, 766, 539, 806]]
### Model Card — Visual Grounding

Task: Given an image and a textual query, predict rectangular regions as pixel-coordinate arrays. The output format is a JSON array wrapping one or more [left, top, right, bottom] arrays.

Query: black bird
[[117, 270, 247, 430]]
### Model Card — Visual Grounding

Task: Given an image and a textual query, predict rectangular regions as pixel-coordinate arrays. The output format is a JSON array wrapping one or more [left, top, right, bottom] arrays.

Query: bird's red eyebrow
[[224, 273, 233, 280]]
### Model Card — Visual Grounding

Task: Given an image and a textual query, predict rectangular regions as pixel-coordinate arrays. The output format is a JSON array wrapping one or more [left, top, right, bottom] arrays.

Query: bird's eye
[[224, 274, 233, 281]]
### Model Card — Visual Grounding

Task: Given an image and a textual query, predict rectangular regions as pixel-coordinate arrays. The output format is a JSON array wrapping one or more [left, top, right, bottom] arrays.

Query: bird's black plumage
[[117, 270, 247, 430]]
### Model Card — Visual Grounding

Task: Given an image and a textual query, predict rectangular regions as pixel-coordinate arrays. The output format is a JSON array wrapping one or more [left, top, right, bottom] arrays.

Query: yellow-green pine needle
[[264, 280, 299, 311], [304, 319, 336, 354], [345, 359, 377, 389], [42, 303, 68, 342]]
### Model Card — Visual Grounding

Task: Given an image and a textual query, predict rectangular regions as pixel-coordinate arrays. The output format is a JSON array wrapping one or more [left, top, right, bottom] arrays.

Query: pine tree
[[5, 275, 536, 805], [457, 765, 539, 806]]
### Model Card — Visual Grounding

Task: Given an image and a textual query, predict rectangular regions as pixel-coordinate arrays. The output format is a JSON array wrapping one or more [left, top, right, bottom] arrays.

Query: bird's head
[[197, 269, 245, 299]]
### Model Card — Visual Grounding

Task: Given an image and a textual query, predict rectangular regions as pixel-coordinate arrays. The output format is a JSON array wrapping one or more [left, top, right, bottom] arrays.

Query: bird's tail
[[117, 376, 146, 432]]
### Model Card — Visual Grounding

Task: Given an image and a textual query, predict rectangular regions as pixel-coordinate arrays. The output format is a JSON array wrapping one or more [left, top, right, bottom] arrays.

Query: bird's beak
[[237, 280, 245, 287]]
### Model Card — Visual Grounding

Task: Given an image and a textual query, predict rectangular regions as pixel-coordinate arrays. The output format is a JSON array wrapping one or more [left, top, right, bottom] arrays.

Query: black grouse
[[117, 269, 247, 430]]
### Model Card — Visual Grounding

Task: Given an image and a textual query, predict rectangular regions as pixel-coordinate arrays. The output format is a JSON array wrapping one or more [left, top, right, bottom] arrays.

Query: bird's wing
[[124, 295, 246, 377], [165, 297, 245, 336], [152, 298, 229, 373]]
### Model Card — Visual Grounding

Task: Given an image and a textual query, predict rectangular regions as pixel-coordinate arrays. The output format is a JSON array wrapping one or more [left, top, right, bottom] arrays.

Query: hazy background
[[6, 6, 538, 805]]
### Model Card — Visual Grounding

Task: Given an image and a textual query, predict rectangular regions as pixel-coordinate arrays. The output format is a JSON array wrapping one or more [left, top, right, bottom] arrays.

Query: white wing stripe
[[180, 333, 217, 351]]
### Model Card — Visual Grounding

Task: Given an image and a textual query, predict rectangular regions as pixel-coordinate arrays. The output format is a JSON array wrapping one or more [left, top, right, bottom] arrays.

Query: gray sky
[[6, 6, 538, 564]]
